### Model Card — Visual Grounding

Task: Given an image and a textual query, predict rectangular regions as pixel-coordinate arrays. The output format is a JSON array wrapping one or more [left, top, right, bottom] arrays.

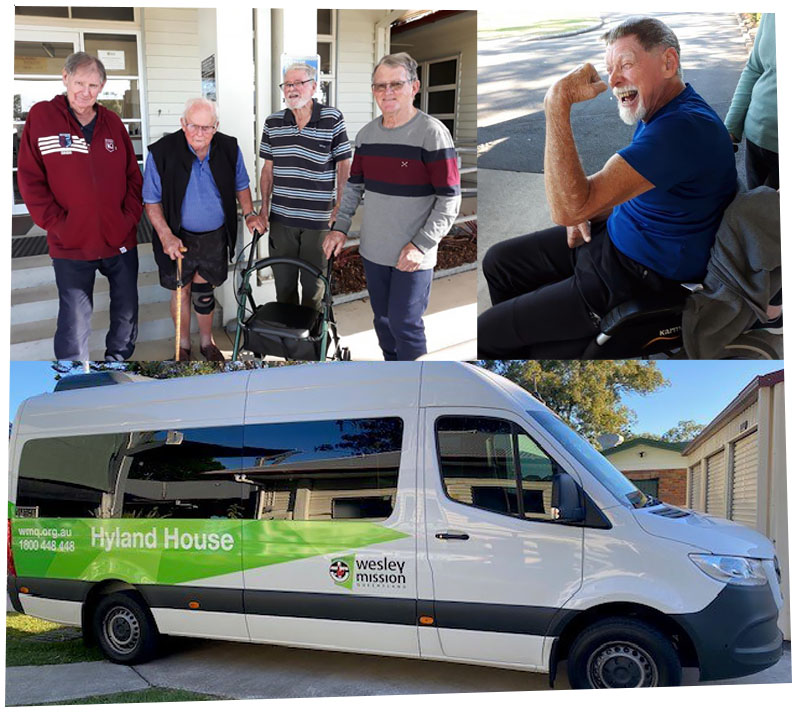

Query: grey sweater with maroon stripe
[[332, 111, 461, 269]]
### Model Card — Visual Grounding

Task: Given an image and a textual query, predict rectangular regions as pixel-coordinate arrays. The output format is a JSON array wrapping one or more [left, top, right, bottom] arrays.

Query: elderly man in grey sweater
[[324, 52, 461, 361]]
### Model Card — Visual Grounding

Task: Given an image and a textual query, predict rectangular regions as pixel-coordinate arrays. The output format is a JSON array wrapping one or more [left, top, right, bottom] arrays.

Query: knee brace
[[191, 282, 216, 314]]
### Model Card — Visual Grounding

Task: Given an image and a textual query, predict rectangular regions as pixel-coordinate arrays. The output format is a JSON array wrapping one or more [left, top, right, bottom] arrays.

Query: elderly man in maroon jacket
[[17, 51, 143, 361]]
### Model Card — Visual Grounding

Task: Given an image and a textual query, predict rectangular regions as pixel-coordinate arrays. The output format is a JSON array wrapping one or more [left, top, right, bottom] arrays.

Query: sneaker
[[749, 313, 783, 335]]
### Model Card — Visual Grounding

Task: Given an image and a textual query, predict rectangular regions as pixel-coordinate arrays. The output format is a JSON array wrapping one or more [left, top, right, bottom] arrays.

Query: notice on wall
[[279, 53, 321, 106], [202, 54, 216, 102], [98, 50, 125, 71]]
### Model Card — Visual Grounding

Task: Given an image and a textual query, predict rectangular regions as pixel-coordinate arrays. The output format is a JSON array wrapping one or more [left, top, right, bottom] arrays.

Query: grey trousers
[[268, 222, 327, 312]]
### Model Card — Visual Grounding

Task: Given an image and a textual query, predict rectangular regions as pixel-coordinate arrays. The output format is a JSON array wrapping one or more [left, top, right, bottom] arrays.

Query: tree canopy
[[633, 419, 706, 443], [478, 360, 667, 445]]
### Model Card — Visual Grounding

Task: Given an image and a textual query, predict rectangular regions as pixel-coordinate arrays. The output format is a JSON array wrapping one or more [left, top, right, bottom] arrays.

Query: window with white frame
[[317, 9, 336, 106], [413, 54, 459, 139], [13, 11, 144, 216]]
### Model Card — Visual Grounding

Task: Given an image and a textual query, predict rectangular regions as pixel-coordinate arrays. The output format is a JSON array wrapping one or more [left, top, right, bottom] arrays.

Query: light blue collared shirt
[[142, 140, 250, 233]]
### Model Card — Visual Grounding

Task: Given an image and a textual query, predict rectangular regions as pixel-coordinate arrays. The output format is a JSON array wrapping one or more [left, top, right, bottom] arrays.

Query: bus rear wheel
[[567, 617, 682, 688], [92, 592, 160, 664]]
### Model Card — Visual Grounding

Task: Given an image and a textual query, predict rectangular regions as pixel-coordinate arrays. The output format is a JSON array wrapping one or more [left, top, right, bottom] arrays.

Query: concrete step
[[11, 271, 164, 326], [10, 247, 158, 290], [10, 301, 178, 360]]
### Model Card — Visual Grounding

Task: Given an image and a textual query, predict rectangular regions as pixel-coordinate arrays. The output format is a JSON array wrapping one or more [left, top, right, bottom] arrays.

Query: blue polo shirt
[[143, 141, 250, 233], [608, 84, 737, 282]]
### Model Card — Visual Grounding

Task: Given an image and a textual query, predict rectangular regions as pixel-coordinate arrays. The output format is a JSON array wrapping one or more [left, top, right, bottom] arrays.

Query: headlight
[[689, 554, 767, 586]]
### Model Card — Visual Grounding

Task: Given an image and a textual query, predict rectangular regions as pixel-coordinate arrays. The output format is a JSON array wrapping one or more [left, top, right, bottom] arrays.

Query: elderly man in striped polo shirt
[[324, 53, 461, 361], [258, 63, 351, 312]]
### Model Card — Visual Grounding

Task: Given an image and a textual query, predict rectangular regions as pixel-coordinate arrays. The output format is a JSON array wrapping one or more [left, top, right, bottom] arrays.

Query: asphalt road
[[478, 12, 750, 174]]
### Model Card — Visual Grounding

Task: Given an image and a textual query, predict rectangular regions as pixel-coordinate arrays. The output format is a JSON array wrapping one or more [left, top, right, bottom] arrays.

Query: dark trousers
[[269, 222, 327, 312], [479, 223, 679, 358], [362, 256, 433, 361], [52, 248, 139, 360], [745, 138, 779, 191]]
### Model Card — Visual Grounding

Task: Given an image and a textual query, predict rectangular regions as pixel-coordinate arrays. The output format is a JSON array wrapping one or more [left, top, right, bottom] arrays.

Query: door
[[240, 413, 419, 657], [731, 431, 758, 528], [422, 408, 584, 669], [704, 449, 726, 517]]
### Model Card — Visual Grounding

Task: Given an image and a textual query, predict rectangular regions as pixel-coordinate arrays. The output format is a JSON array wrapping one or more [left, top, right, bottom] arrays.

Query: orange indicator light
[[419, 616, 434, 625], [188, 601, 200, 609]]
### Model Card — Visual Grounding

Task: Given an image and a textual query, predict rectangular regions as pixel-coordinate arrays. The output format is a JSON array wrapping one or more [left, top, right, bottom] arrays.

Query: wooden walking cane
[[174, 253, 184, 361]]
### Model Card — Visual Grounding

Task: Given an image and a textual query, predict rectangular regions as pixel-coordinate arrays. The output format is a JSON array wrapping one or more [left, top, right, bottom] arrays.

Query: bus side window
[[242, 418, 403, 521], [436, 417, 564, 522], [16, 433, 128, 518], [120, 425, 247, 519]]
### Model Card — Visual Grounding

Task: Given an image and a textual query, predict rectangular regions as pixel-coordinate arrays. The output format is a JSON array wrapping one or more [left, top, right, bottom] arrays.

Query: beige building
[[602, 438, 689, 506], [683, 369, 789, 638]]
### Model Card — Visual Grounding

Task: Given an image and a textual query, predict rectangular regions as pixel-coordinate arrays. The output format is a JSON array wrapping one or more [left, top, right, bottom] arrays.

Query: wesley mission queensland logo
[[329, 553, 408, 590]]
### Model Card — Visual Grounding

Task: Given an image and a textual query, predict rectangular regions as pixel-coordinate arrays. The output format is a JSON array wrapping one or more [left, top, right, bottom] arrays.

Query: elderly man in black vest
[[143, 97, 265, 360]]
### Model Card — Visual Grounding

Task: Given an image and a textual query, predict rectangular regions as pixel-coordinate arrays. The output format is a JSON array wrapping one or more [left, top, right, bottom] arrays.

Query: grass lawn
[[31, 688, 224, 706], [479, 17, 601, 40], [6, 612, 103, 666]]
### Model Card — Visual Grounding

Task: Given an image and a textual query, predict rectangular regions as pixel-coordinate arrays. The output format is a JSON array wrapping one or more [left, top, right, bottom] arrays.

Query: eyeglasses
[[280, 79, 314, 90], [371, 80, 410, 93], [185, 123, 217, 134]]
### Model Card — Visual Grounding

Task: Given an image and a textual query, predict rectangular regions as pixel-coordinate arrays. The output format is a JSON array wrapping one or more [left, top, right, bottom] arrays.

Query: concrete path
[[5, 660, 149, 706], [5, 639, 791, 705]]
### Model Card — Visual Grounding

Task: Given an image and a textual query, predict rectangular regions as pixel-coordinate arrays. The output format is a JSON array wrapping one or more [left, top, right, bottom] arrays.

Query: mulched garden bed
[[331, 221, 477, 296]]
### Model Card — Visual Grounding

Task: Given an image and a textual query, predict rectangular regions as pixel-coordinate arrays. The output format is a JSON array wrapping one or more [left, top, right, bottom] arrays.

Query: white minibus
[[7, 362, 783, 688]]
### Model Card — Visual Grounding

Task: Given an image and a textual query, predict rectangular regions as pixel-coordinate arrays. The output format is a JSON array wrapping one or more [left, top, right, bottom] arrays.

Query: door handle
[[435, 532, 469, 540]]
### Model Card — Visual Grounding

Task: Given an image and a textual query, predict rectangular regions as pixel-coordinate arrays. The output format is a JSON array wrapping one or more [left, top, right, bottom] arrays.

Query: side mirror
[[551, 471, 585, 523]]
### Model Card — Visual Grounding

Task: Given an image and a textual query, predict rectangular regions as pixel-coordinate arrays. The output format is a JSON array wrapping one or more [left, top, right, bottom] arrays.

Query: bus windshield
[[528, 410, 652, 509]]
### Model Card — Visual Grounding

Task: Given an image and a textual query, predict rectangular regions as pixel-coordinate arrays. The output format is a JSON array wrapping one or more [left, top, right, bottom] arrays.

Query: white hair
[[283, 63, 316, 82], [182, 97, 219, 123]]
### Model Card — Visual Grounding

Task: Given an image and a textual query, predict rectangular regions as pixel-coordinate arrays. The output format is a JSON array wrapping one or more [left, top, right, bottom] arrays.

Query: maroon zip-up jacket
[[17, 94, 143, 261]]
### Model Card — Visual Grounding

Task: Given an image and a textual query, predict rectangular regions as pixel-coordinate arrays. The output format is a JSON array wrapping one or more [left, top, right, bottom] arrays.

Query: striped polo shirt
[[259, 99, 351, 230]]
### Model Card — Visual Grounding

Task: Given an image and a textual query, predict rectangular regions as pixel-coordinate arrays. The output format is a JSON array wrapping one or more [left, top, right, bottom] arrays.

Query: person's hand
[[245, 213, 267, 234], [323, 230, 347, 259], [566, 222, 591, 248], [396, 242, 425, 271], [546, 62, 608, 106], [329, 205, 339, 226], [161, 232, 186, 261], [729, 132, 741, 144]]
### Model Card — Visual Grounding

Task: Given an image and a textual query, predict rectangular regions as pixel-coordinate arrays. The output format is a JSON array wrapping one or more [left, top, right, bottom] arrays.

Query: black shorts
[[154, 226, 229, 290]]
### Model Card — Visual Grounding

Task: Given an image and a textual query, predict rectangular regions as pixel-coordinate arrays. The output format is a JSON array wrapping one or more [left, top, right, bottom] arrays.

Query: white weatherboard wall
[[337, 10, 392, 136], [391, 12, 477, 172], [142, 7, 202, 142]]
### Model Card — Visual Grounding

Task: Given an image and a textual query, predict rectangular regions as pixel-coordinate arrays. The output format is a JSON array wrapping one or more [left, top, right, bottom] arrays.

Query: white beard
[[286, 96, 311, 110], [616, 94, 647, 125]]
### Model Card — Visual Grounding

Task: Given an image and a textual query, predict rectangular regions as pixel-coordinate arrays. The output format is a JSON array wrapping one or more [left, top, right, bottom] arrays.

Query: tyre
[[567, 617, 682, 689], [92, 592, 160, 664]]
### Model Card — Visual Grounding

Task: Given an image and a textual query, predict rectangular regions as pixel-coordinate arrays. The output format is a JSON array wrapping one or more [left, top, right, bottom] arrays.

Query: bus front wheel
[[92, 592, 160, 664], [567, 617, 682, 688]]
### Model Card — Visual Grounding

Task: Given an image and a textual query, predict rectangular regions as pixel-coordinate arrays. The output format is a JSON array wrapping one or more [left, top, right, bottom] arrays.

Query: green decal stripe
[[11, 518, 409, 585]]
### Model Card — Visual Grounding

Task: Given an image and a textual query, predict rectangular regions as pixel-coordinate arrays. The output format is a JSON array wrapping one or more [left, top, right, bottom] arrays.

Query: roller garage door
[[731, 431, 759, 528], [688, 462, 702, 509], [705, 449, 727, 517]]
